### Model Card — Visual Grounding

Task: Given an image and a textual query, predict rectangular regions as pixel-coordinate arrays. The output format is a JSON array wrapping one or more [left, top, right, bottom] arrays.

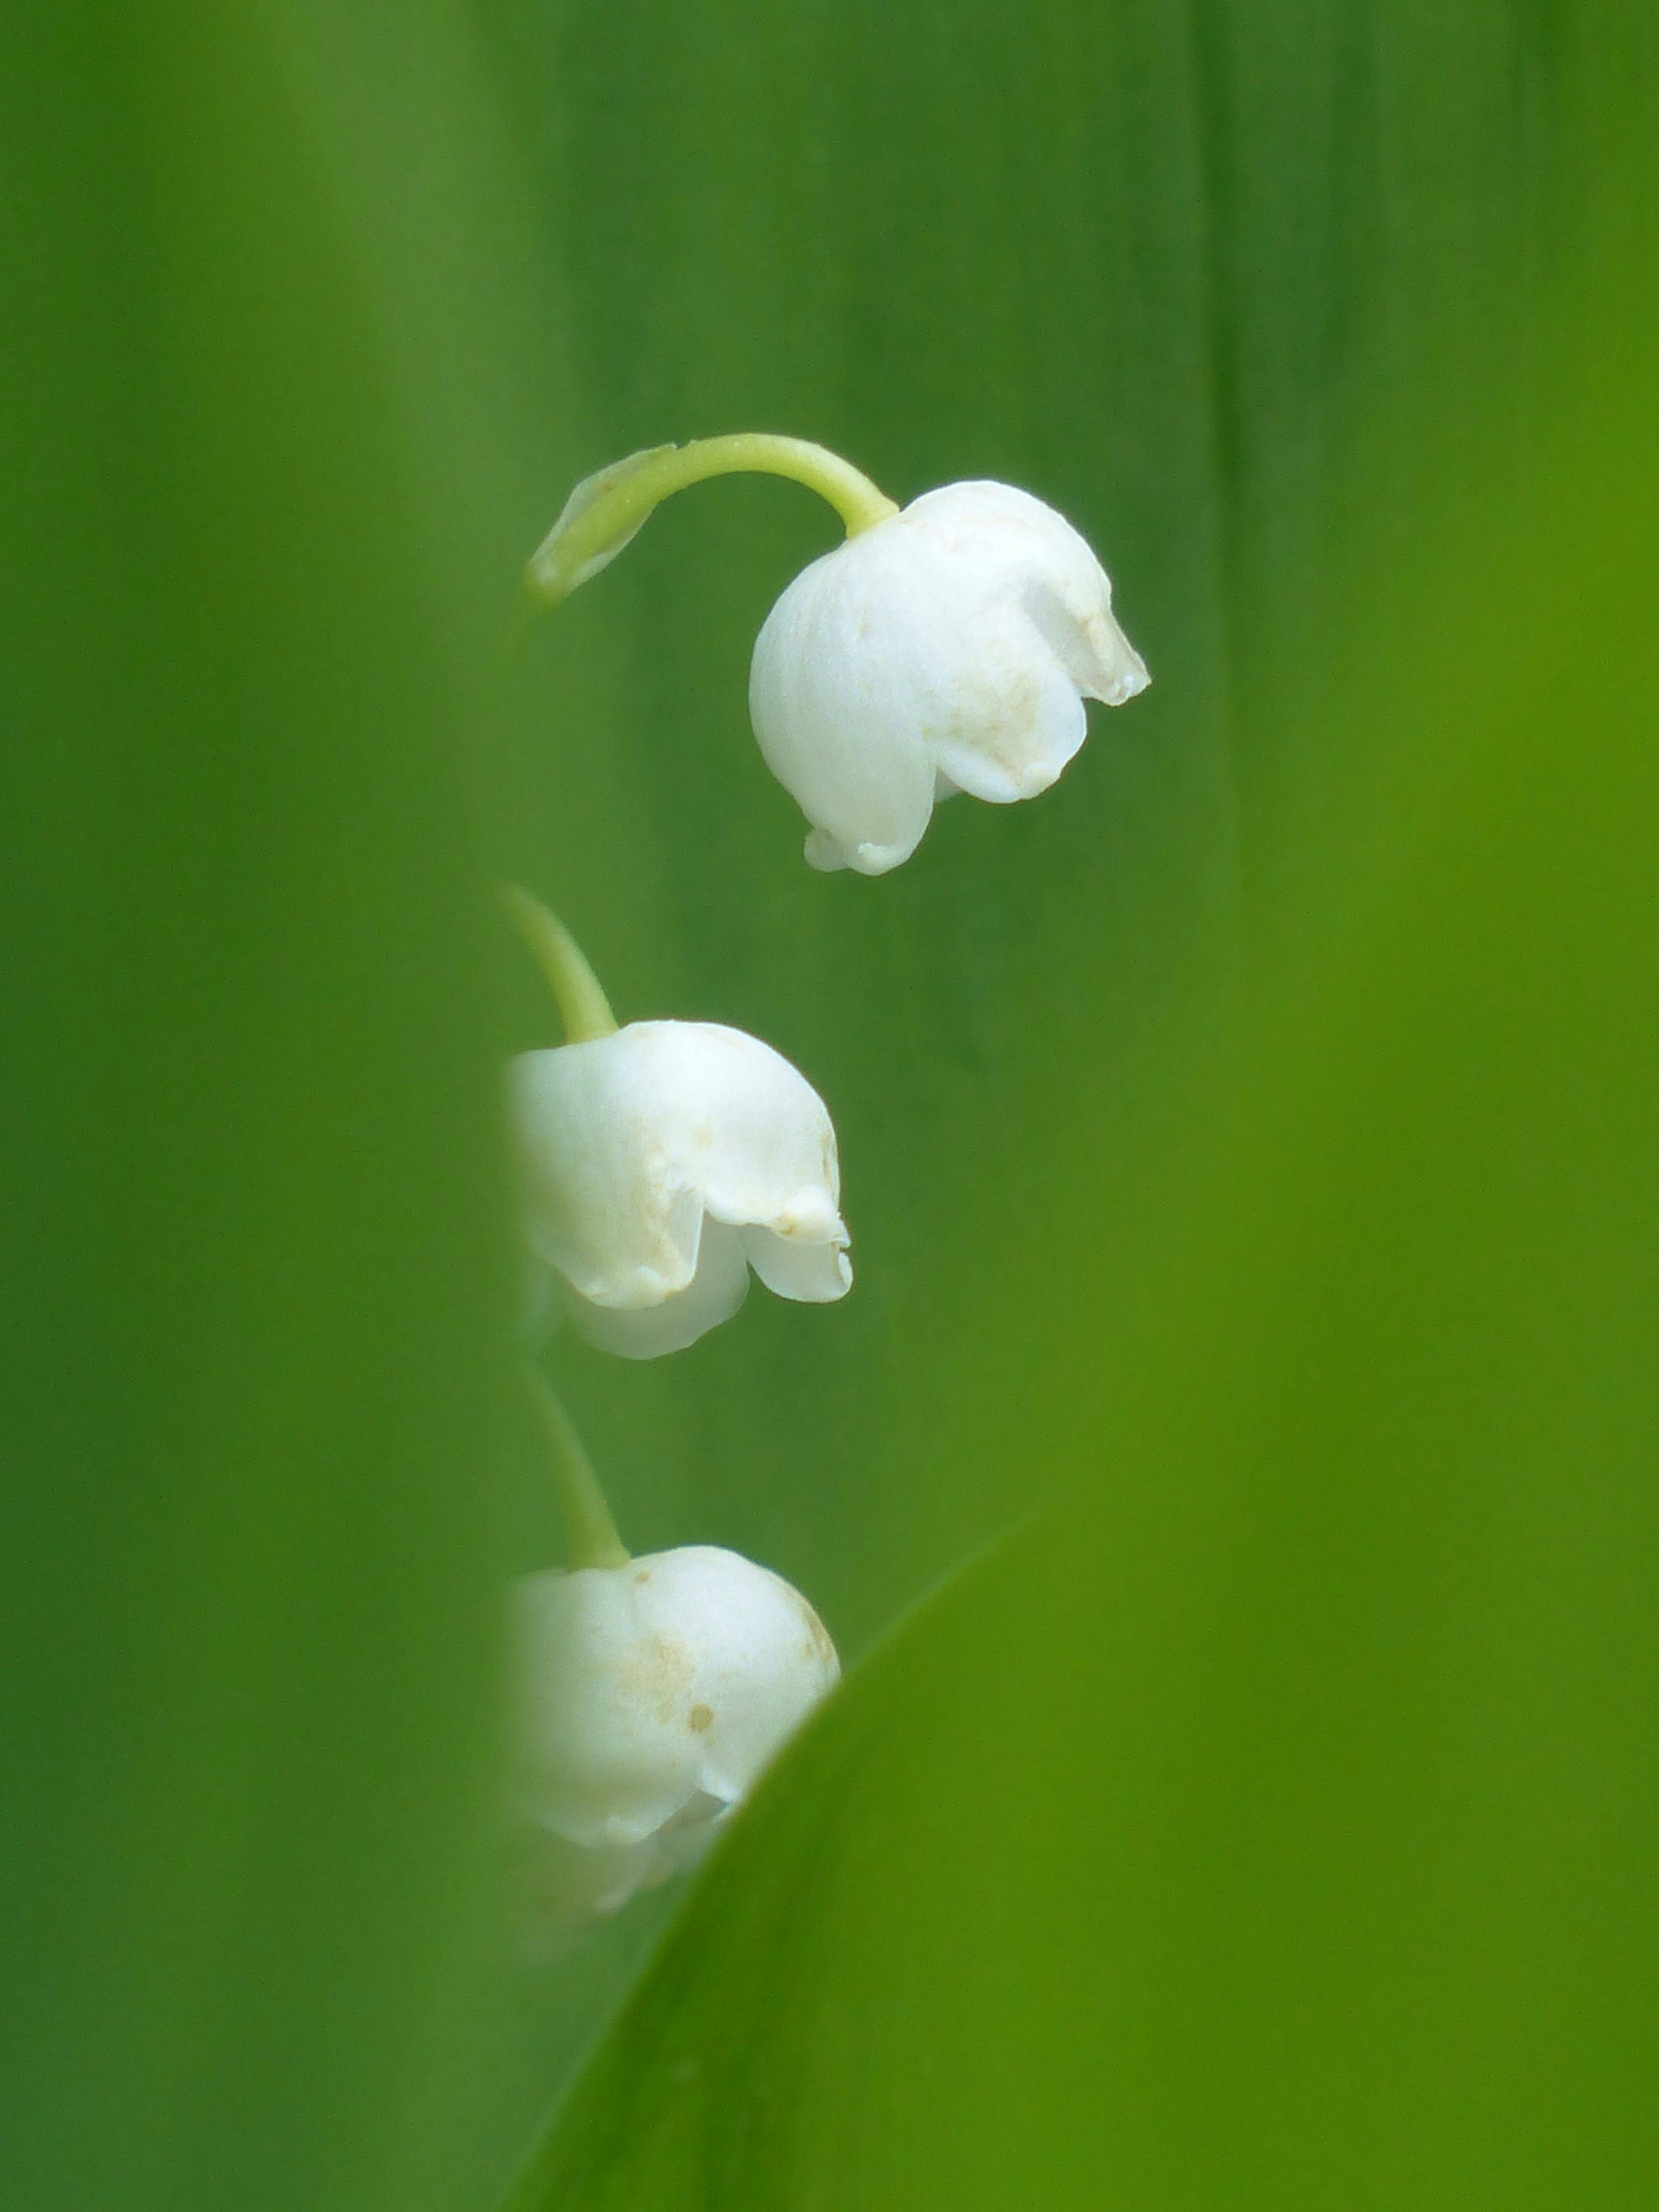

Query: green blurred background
[[3, 3, 1654, 2208]]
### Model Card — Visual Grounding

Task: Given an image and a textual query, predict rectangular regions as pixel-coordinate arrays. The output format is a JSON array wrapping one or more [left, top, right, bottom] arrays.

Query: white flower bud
[[509, 1020, 851, 1359], [749, 479, 1149, 875], [512, 1545, 839, 1933]]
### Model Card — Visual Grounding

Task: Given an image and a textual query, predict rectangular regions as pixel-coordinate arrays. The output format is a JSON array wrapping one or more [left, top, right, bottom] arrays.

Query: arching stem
[[505, 885, 617, 1044], [525, 433, 899, 606], [524, 1367, 629, 1572]]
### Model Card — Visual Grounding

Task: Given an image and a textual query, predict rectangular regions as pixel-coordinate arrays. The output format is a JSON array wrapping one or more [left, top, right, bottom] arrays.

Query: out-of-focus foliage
[[3, 2, 1655, 2210], [0, 6, 547, 2208]]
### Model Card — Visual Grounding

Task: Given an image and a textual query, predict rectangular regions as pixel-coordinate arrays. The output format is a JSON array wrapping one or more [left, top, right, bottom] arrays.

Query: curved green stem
[[524, 1368, 629, 1572], [505, 886, 617, 1044], [525, 434, 900, 606]]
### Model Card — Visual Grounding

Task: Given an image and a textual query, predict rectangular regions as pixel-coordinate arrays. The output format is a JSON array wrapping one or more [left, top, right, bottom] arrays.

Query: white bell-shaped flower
[[750, 479, 1149, 875], [510, 1019, 851, 1359], [512, 1544, 839, 1931]]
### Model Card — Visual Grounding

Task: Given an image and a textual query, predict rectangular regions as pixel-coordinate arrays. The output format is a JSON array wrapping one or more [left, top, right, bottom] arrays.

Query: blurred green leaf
[[0, 5, 557, 2208]]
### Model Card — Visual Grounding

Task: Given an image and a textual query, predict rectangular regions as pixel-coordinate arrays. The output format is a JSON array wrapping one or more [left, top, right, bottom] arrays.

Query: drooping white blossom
[[749, 479, 1149, 875], [510, 1019, 851, 1359], [512, 1544, 839, 1934]]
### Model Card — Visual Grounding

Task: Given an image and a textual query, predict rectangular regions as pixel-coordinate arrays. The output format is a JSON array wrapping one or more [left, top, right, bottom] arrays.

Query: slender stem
[[524, 1367, 629, 1572], [504, 885, 617, 1044], [525, 433, 900, 606]]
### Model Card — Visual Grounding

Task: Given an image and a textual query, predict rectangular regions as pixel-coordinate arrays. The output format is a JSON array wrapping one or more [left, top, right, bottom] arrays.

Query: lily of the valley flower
[[512, 1020, 851, 1358], [751, 481, 1149, 874], [512, 1543, 839, 1931], [507, 889, 852, 1359], [524, 440, 1148, 877]]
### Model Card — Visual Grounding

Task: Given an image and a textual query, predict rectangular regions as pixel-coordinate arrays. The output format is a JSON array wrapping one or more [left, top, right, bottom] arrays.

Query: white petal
[[742, 1220, 852, 1302], [654, 1023, 841, 1228], [751, 538, 940, 877], [928, 649, 1087, 804], [627, 1546, 840, 1807], [901, 480, 1146, 779], [510, 1042, 703, 1307], [512, 1566, 704, 1849], [566, 1218, 749, 1359], [804, 825, 851, 872]]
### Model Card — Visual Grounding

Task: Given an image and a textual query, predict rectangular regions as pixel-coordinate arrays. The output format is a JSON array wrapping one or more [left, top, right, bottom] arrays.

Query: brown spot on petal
[[615, 1632, 694, 1723], [688, 1703, 713, 1734], [634, 1570, 651, 1584]]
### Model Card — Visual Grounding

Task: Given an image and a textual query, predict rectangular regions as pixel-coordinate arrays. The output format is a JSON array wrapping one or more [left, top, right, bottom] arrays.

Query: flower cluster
[[511, 434, 1147, 1930]]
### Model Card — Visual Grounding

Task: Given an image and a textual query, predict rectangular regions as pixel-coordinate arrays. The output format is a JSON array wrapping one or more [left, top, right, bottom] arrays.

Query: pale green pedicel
[[524, 1365, 629, 1573], [505, 884, 618, 1045], [524, 434, 899, 605]]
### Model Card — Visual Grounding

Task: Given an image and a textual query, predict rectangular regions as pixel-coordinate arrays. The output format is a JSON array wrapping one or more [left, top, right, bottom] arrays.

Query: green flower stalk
[[504, 885, 617, 1044], [523, 1367, 628, 1572], [524, 434, 899, 605]]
